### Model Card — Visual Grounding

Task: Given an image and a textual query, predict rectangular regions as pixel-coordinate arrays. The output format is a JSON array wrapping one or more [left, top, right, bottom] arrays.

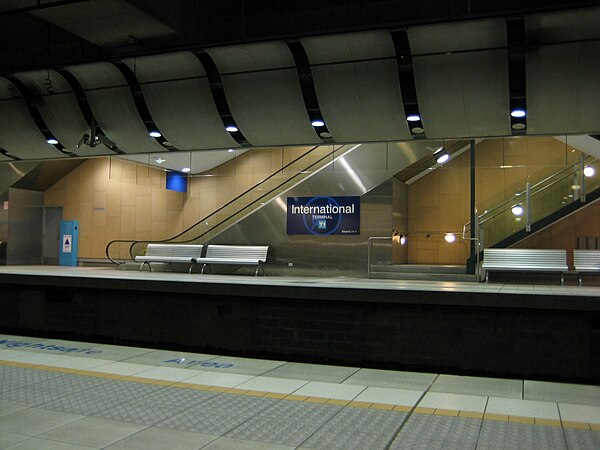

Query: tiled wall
[[44, 146, 315, 259], [406, 137, 582, 265]]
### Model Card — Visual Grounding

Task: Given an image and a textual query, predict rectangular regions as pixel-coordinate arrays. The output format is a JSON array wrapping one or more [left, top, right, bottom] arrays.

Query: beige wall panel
[[92, 209, 106, 228], [77, 201, 92, 237], [574, 204, 600, 237], [407, 186, 419, 219], [150, 220, 167, 241], [438, 165, 460, 195], [134, 195, 151, 233], [182, 200, 201, 230], [136, 182, 151, 197], [235, 174, 254, 196], [108, 158, 122, 181], [416, 172, 439, 207], [200, 174, 218, 191], [187, 177, 201, 199], [477, 168, 504, 210], [417, 235, 440, 250], [235, 160, 253, 175], [438, 194, 462, 231], [407, 240, 418, 263], [78, 233, 91, 258], [438, 241, 462, 265], [105, 215, 121, 242], [150, 187, 167, 222], [44, 179, 66, 206], [120, 181, 136, 207], [476, 139, 503, 168], [503, 167, 528, 197], [417, 248, 439, 264], [93, 190, 107, 210], [90, 226, 107, 259], [166, 210, 183, 236], [218, 176, 235, 205], [64, 177, 80, 210], [166, 189, 183, 210], [199, 188, 218, 217], [106, 181, 122, 216], [120, 206, 136, 240], [417, 206, 439, 232]]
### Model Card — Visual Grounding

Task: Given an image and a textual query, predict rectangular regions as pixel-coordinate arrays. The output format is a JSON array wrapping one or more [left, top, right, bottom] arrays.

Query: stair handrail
[[463, 155, 597, 234], [105, 143, 347, 264]]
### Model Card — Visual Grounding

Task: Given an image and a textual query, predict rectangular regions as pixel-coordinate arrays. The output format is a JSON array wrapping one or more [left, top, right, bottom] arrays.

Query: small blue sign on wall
[[287, 196, 360, 235]]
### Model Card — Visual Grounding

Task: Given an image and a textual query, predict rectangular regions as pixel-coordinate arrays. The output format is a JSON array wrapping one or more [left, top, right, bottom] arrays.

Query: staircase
[[369, 264, 477, 282]]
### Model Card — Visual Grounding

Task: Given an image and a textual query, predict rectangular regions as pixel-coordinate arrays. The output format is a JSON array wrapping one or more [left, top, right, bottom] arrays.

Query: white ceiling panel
[[413, 50, 510, 138], [13, 70, 114, 157], [311, 59, 411, 142], [408, 18, 506, 55], [527, 42, 600, 134], [301, 31, 410, 142], [65, 63, 165, 154], [122, 53, 240, 150], [526, 7, 600, 45], [207, 41, 295, 74], [0, 77, 67, 160], [207, 43, 319, 146], [301, 30, 396, 64]]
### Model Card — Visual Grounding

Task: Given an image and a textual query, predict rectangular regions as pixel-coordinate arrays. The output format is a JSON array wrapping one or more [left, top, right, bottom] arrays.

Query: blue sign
[[287, 196, 360, 235]]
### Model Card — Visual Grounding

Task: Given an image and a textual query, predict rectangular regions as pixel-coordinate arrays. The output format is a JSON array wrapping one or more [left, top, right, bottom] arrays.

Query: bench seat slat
[[482, 248, 568, 284]]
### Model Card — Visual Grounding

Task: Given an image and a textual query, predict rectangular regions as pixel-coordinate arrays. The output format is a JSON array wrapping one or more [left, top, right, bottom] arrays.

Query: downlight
[[46, 138, 59, 145], [511, 205, 524, 216], [225, 125, 238, 133], [510, 109, 526, 118], [148, 130, 162, 138], [436, 153, 450, 164], [311, 120, 325, 127], [406, 114, 421, 122], [181, 167, 191, 173]]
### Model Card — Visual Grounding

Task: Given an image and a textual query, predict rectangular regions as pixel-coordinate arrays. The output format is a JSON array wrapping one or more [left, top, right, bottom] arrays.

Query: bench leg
[[578, 275, 583, 287], [139, 262, 151, 272], [200, 264, 210, 275], [485, 272, 489, 283], [188, 262, 195, 274], [560, 273, 564, 286], [255, 264, 264, 277]]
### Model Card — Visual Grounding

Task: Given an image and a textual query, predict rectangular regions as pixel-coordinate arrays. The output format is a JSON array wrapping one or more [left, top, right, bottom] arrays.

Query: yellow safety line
[[0, 359, 597, 430]]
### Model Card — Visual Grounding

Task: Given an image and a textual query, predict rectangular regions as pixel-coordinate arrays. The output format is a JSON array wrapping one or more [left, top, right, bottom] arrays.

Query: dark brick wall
[[0, 283, 598, 383]]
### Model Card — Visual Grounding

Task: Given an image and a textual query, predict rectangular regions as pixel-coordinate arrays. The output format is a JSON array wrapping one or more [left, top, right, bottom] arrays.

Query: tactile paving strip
[[1, 361, 599, 450], [302, 405, 407, 450], [390, 414, 481, 450], [158, 393, 277, 436], [564, 428, 600, 450], [226, 399, 341, 447], [476, 420, 567, 450]]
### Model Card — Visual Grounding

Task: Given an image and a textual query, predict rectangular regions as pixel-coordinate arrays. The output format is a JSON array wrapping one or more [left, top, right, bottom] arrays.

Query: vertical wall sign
[[287, 196, 360, 235]]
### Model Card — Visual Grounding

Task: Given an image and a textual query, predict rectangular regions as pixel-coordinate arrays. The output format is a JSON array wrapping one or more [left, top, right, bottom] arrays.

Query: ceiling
[[0, 0, 598, 171]]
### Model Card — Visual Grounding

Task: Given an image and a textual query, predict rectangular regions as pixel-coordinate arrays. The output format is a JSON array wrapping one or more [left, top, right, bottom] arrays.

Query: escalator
[[106, 140, 434, 266]]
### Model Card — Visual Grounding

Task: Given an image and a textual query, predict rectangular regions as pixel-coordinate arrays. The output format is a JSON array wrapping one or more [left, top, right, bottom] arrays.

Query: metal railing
[[464, 154, 599, 249], [106, 143, 357, 265]]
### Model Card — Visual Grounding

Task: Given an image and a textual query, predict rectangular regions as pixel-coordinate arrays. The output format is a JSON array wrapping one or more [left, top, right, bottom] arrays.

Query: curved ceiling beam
[[390, 29, 426, 139], [112, 61, 179, 151], [55, 68, 124, 154], [5, 76, 74, 157], [0, 147, 21, 161], [192, 51, 250, 146], [285, 40, 333, 144], [507, 17, 527, 134]]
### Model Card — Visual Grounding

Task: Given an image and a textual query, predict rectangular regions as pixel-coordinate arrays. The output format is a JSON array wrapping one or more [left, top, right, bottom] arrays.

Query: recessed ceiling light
[[225, 125, 238, 132], [319, 131, 332, 138], [181, 167, 191, 173], [406, 114, 421, 122], [510, 109, 526, 118], [46, 138, 59, 145], [436, 153, 449, 164], [511, 123, 526, 130], [228, 149, 235, 153], [411, 127, 424, 134], [311, 120, 325, 127], [149, 131, 162, 138], [155, 158, 166, 164]]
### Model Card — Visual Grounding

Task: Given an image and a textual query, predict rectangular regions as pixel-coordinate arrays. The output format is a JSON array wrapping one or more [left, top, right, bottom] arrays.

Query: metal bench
[[573, 249, 600, 286], [134, 244, 204, 273], [192, 245, 269, 276], [482, 248, 568, 285]]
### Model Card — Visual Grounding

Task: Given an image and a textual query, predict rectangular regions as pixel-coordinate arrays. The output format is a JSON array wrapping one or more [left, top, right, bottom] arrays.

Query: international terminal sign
[[287, 196, 360, 235]]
